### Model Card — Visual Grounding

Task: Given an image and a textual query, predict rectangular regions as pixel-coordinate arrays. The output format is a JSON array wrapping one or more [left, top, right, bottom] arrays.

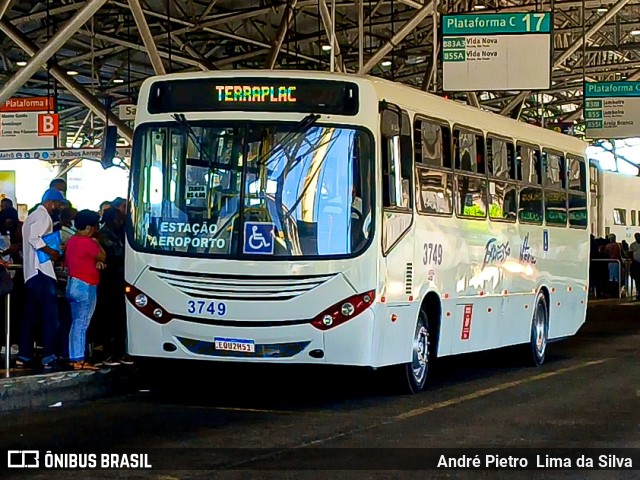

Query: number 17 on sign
[[522, 13, 546, 32]]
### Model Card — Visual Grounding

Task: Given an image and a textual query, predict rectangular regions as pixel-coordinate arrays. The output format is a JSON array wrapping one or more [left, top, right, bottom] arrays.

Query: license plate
[[214, 337, 255, 353]]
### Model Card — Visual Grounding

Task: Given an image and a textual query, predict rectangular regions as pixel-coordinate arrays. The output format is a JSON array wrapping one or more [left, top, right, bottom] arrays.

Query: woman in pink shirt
[[65, 210, 106, 370]]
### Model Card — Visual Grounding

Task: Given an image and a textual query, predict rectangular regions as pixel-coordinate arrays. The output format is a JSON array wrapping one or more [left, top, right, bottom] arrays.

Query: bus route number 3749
[[423, 243, 443, 266], [187, 300, 227, 316]]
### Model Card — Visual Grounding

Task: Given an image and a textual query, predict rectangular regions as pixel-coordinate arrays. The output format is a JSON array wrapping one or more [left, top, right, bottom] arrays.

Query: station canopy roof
[[2, 0, 640, 152]]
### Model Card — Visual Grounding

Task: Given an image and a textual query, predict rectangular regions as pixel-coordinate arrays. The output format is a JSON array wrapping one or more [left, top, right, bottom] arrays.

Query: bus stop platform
[[1, 298, 638, 414], [0, 366, 134, 413]]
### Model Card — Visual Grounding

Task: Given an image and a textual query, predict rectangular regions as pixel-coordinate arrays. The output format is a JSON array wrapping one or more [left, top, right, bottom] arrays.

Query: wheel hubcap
[[534, 302, 547, 357], [411, 323, 428, 385]]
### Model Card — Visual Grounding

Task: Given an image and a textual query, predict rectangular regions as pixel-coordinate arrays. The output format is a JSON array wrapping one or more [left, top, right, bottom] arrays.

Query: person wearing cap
[[16, 188, 67, 370], [27, 178, 69, 216]]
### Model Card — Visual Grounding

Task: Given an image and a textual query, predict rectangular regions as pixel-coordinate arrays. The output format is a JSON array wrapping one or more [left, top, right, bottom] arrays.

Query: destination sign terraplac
[[584, 82, 640, 139], [442, 12, 552, 91]]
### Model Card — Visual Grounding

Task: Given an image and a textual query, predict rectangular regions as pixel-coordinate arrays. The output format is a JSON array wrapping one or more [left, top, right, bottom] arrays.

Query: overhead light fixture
[[597, 7, 608, 13], [473, 4, 487, 9], [631, 30, 640, 35], [321, 44, 332, 51], [16, 60, 27, 66], [406, 55, 427, 65], [66, 70, 79, 76], [381, 60, 392, 67], [113, 78, 125, 84]]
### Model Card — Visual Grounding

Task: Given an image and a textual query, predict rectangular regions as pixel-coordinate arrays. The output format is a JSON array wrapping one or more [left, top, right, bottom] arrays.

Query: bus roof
[[138, 70, 586, 154]]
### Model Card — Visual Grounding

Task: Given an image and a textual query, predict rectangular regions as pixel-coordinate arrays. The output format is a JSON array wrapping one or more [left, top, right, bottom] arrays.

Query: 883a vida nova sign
[[442, 12, 552, 91]]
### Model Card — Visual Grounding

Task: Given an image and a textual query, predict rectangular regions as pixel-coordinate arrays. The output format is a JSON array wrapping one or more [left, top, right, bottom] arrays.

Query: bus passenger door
[[377, 103, 416, 364]]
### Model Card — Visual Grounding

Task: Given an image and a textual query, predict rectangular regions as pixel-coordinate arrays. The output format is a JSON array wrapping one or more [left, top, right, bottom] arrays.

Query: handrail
[[3, 265, 20, 378]]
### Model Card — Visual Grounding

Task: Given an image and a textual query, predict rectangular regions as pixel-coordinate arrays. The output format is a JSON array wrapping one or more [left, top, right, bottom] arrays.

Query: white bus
[[125, 71, 589, 393], [589, 166, 640, 241]]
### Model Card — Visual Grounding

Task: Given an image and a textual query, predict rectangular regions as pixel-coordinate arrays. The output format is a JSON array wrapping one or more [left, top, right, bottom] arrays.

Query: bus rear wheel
[[400, 311, 430, 394], [528, 293, 549, 367]]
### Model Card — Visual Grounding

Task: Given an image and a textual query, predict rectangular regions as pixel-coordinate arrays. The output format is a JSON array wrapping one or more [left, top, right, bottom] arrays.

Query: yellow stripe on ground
[[395, 358, 611, 421]]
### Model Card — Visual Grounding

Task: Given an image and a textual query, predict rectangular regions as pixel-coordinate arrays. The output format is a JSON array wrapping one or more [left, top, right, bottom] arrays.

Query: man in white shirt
[[16, 188, 66, 369], [629, 232, 640, 301]]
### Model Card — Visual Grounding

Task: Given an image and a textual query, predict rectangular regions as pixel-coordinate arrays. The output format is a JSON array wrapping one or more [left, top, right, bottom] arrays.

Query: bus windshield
[[129, 121, 374, 259]]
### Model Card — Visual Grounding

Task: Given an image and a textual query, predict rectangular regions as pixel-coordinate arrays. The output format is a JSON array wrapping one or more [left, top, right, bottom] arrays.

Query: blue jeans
[[18, 272, 59, 366], [67, 277, 97, 361]]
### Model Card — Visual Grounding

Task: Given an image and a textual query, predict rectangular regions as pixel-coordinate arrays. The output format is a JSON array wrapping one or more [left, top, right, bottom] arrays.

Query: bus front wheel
[[528, 293, 549, 367], [400, 311, 430, 394]]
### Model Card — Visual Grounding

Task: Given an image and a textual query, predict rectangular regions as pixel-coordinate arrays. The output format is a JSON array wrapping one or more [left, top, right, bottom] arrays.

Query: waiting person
[[50, 178, 67, 195], [0, 197, 12, 210], [111, 197, 127, 216], [60, 207, 77, 247], [99, 201, 111, 219], [16, 188, 66, 369], [604, 234, 623, 298], [0, 199, 18, 234], [629, 233, 640, 301], [65, 210, 106, 370], [28, 178, 69, 216], [0, 205, 21, 263], [94, 208, 132, 365]]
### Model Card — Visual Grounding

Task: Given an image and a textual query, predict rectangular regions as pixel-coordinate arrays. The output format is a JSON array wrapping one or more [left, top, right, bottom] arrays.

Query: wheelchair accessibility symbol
[[243, 222, 275, 254]]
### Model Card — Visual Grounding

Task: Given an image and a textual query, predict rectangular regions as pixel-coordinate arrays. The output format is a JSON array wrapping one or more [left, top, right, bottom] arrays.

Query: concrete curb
[[0, 367, 134, 413]]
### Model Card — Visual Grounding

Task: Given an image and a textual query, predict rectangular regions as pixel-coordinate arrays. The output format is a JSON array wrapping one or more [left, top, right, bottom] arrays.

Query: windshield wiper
[[172, 113, 236, 246], [172, 113, 214, 165], [257, 113, 320, 167]]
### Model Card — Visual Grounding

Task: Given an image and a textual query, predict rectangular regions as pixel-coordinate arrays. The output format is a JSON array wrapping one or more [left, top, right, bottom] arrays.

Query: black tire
[[528, 292, 549, 367], [399, 310, 431, 394]]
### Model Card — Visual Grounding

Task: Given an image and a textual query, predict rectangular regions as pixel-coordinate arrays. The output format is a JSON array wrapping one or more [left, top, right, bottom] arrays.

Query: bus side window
[[487, 136, 517, 222], [454, 127, 486, 219], [568, 155, 588, 229], [517, 144, 543, 225], [380, 104, 413, 255], [414, 118, 451, 168], [542, 149, 567, 227], [454, 129, 485, 174], [414, 118, 453, 215], [381, 108, 412, 210]]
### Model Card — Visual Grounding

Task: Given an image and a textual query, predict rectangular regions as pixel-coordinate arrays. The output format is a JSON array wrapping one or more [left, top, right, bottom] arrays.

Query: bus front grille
[[149, 267, 334, 301]]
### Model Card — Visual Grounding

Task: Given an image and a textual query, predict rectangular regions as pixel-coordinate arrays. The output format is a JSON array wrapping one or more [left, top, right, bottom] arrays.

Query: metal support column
[[0, 0, 109, 106], [69, 110, 92, 146], [128, 0, 166, 75], [357, 0, 363, 72], [317, 0, 344, 72], [0, 0, 14, 21], [359, 1, 434, 74], [4, 292, 9, 377], [265, 0, 298, 69], [0, 19, 133, 142]]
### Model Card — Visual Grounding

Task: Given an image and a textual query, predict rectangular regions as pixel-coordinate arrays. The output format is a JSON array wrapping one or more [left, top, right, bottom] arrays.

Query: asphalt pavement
[[1, 299, 639, 480]]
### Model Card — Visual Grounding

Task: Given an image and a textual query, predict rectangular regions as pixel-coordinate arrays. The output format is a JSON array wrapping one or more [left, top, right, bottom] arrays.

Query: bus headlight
[[126, 284, 173, 325], [135, 294, 148, 308], [311, 290, 376, 331], [341, 302, 355, 316]]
